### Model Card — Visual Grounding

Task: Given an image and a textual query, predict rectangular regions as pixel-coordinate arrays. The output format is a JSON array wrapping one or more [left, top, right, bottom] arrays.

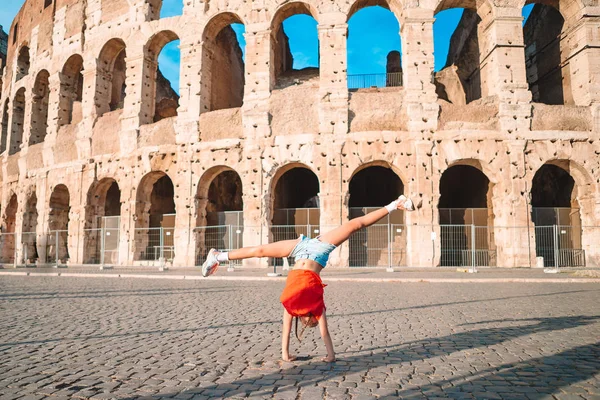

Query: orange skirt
[[280, 269, 326, 318]]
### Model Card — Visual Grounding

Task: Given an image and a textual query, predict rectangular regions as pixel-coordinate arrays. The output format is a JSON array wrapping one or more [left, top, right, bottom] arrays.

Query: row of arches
[[3, 0, 578, 156], [0, 159, 585, 267]]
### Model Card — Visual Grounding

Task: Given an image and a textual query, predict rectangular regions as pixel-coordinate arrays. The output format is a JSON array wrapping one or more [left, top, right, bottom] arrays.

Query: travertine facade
[[0, 0, 599, 268]]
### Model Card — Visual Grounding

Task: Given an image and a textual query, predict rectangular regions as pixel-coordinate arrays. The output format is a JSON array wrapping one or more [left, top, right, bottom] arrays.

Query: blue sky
[[1, 0, 535, 93]]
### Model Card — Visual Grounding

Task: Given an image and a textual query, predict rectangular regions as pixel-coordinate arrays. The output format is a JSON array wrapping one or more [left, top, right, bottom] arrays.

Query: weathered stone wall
[[0, 0, 599, 268]]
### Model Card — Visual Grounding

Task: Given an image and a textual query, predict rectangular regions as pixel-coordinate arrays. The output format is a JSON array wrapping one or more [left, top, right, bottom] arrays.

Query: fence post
[[56, 230, 60, 268], [386, 222, 393, 272], [470, 224, 477, 273], [227, 225, 234, 272], [159, 227, 165, 271], [13, 233, 17, 268], [553, 224, 559, 270], [100, 227, 106, 270]]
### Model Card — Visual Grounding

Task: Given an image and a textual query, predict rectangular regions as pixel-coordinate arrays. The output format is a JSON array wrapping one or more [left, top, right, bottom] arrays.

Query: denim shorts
[[289, 235, 337, 268]]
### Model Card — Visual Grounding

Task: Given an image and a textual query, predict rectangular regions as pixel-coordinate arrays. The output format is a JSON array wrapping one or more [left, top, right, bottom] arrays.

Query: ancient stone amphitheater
[[0, 0, 598, 269]]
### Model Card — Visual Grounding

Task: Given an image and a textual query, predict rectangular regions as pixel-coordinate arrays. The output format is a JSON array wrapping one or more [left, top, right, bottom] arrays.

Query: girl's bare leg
[[319, 195, 412, 246], [318, 207, 389, 247], [227, 239, 299, 260]]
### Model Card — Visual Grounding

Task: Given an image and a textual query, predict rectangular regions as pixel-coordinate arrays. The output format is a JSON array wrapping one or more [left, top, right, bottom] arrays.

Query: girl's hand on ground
[[282, 354, 297, 362], [321, 355, 336, 362]]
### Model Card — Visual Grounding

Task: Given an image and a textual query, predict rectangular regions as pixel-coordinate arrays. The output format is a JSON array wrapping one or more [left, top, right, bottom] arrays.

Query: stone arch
[[270, 2, 320, 88], [22, 191, 39, 262], [59, 54, 84, 126], [9, 87, 26, 155], [48, 184, 71, 262], [196, 166, 243, 226], [438, 161, 495, 266], [195, 166, 243, 264], [134, 171, 176, 261], [84, 178, 121, 264], [522, 2, 572, 105], [1, 99, 8, 153], [16, 45, 30, 81], [348, 162, 405, 267], [433, 5, 484, 104], [200, 13, 245, 113], [0, 193, 18, 263], [347, 0, 402, 20], [346, 0, 403, 88], [530, 160, 588, 266], [96, 38, 127, 117], [30, 70, 50, 146], [142, 30, 180, 124]]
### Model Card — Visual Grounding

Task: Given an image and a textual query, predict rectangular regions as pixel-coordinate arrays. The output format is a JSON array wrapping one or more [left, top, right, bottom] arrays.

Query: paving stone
[[0, 278, 599, 400]]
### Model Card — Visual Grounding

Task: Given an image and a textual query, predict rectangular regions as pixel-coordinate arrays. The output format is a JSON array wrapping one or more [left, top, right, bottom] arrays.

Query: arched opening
[[9, 88, 26, 155], [16, 46, 30, 81], [158, 0, 183, 18], [201, 14, 246, 112], [347, 3, 402, 89], [270, 3, 319, 88], [433, 8, 482, 105], [531, 163, 583, 266], [135, 172, 176, 261], [30, 70, 50, 146], [48, 185, 70, 263], [348, 165, 404, 267], [195, 168, 243, 265], [1, 100, 8, 153], [0, 194, 18, 263], [96, 39, 127, 117], [523, 3, 571, 105], [271, 166, 320, 264], [59, 55, 84, 126], [144, 31, 180, 124], [84, 179, 121, 264], [438, 164, 494, 266], [22, 193, 39, 263]]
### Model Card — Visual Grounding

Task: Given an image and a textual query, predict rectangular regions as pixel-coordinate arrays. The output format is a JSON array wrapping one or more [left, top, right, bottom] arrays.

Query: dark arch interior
[[22, 194, 39, 261], [531, 164, 574, 208], [439, 165, 489, 209], [349, 166, 403, 208], [274, 168, 319, 210], [523, 4, 567, 105], [105, 181, 121, 216], [49, 186, 70, 261], [149, 175, 175, 227], [0, 195, 18, 262], [206, 171, 243, 226]]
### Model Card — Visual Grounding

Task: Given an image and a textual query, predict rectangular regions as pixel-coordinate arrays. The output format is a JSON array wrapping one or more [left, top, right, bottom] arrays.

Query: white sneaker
[[201, 248, 220, 277], [398, 195, 415, 211]]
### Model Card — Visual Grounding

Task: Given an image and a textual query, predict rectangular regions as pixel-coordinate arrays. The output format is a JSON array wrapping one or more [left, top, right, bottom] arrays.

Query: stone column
[[319, 142, 346, 266], [42, 72, 61, 166], [119, 52, 145, 154], [564, 15, 600, 106], [477, 7, 532, 133], [405, 141, 436, 267], [242, 24, 272, 139], [240, 170, 269, 268], [68, 204, 85, 265], [119, 197, 137, 266], [318, 13, 348, 135], [400, 8, 439, 133], [175, 39, 201, 144], [77, 65, 99, 159]]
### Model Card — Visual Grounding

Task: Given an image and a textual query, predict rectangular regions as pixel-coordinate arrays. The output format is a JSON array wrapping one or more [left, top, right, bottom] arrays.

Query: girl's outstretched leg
[[318, 195, 414, 247], [201, 239, 299, 277]]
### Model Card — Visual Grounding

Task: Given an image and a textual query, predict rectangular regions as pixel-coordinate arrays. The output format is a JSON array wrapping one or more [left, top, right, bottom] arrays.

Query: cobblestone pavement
[[0, 277, 599, 400]]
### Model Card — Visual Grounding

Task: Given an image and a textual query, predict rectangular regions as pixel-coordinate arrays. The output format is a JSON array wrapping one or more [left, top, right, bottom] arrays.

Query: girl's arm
[[318, 312, 336, 362], [281, 309, 296, 361]]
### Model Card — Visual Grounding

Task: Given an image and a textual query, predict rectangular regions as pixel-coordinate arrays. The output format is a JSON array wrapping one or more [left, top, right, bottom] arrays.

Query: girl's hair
[[294, 313, 316, 342]]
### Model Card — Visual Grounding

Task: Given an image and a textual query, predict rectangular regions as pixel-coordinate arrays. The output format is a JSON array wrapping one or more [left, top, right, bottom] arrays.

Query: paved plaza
[[0, 276, 599, 399]]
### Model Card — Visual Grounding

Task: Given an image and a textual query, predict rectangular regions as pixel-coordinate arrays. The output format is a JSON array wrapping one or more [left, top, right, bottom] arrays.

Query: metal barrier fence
[[133, 227, 175, 262], [347, 72, 403, 89], [194, 225, 244, 267], [84, 228, 120, 265], [1, 224, 598, 269]]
